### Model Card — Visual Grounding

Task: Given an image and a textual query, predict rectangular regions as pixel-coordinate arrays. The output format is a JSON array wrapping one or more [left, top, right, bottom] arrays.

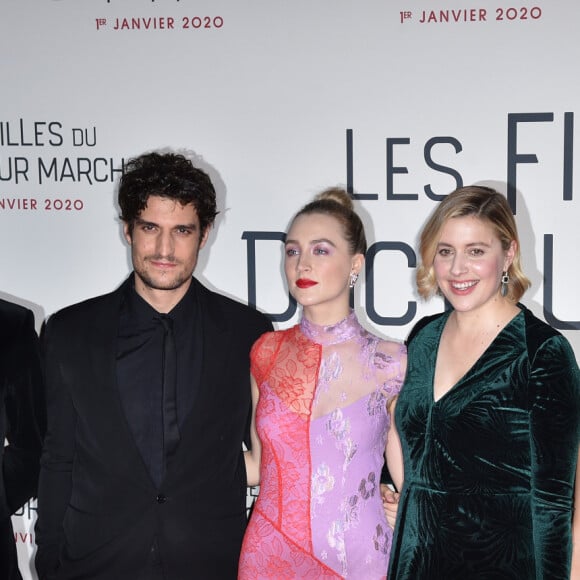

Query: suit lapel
[[180, 279, 232, 433], [89, 277, 157, 487]]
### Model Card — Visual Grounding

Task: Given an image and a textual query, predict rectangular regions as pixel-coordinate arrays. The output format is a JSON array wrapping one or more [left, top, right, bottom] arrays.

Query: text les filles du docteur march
[[1, 113, 575, 212], [1, 115, 578, 330], [0, 120, 124, 187]]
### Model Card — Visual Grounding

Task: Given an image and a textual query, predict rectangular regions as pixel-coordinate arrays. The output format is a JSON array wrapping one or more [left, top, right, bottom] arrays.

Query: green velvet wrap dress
[[389, 305, 580, 579]]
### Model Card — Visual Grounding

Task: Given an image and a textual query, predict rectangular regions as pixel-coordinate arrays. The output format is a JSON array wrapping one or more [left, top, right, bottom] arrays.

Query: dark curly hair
[[118, 152, 219, 236]]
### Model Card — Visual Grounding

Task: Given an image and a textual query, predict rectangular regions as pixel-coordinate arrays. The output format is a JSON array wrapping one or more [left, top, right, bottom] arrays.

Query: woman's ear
[[351, 253, 365, 275], [504, 240, 517, 271]]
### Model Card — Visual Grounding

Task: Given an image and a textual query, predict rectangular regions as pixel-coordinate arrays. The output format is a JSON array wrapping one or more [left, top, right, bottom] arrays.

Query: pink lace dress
[[239, 312, 406, 579]]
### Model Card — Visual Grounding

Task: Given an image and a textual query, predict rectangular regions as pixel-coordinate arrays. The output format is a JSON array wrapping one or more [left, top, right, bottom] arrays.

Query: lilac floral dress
[[239, 311, 406, 579]]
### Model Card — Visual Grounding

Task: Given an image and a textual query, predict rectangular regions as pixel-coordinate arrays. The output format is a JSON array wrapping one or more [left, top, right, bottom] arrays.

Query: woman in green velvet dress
[[389, 185, 580, 579]]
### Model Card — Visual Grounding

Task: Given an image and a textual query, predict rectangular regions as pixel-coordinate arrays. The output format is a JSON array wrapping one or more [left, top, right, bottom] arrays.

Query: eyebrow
[[285, 238, 337, 247], [135, 218, 198, 230], [437, 241, 492, 248]]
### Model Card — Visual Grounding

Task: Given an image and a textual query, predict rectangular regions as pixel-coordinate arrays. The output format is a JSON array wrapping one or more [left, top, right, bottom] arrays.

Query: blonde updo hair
[[417, 185, 531, 302], [289, 187, 367, 255]]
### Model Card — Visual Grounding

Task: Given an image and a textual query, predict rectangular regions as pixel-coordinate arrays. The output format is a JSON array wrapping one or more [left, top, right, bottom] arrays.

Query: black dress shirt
[[116, 277, 202, 487]]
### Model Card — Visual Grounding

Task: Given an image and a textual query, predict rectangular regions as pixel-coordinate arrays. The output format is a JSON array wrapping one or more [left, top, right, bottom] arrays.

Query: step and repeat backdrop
[[2, 0, 579, 577]]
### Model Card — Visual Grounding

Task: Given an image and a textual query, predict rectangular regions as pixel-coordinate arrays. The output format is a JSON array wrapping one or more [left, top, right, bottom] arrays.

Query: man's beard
[[134, 262, 191, 292]]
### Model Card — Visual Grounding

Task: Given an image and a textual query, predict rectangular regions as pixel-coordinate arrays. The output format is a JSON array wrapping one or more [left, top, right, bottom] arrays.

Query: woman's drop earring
[[500, 271, 510, 297]]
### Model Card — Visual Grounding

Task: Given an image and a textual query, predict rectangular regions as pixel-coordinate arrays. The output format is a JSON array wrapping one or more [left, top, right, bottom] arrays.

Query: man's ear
[[199, 227, 210, 249], [123, 222, 132, 245]]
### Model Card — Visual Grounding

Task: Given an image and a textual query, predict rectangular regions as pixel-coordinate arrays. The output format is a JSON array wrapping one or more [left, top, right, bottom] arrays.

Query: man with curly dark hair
[[35, 152, 272, 580]]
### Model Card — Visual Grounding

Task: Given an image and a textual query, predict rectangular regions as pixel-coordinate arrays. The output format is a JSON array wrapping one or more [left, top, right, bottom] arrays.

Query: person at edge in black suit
[[0, 298, 44, 580]]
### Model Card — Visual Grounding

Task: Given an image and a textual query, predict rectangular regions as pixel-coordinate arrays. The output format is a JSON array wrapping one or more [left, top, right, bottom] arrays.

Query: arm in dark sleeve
[[243, 314, 273, 451], [35, 316, 77, 579], [529, 335, 580, 578], [3, 307, 45, 513]]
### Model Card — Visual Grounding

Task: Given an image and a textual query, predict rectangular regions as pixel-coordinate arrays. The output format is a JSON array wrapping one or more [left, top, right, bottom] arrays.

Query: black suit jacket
[[35, 277, 272, 580], [0, 299, 44, 580]]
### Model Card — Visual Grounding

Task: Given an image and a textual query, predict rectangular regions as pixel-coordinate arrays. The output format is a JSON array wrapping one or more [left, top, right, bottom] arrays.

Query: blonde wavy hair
[[416, 185, 531, 302]]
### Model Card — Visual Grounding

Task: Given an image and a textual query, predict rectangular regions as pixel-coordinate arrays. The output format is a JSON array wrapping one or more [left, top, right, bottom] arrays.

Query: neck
[[133, 276, 191, 314], [302, 303, 351, 327], [451, 296, 519, 336]]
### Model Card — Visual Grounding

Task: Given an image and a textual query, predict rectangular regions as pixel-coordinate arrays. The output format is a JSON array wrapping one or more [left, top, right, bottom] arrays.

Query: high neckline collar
[[299, 310, 360, 345]]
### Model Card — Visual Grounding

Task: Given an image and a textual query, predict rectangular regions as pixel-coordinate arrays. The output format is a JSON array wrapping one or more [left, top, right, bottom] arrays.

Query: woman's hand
[[381, 484, 400, 528]]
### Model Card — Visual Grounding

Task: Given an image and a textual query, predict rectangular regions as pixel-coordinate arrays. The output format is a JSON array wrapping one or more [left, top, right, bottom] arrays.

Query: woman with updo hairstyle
[[388, 185, 580, 579], [239, 187, 406, 578]]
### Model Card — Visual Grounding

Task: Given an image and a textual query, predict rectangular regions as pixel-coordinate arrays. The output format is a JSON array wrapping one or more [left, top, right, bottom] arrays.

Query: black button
[[156, 494, 166, 504]]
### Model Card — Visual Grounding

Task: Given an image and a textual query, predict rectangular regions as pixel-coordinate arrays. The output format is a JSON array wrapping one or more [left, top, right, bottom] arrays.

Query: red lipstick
[[296, 279, 318, 289]]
